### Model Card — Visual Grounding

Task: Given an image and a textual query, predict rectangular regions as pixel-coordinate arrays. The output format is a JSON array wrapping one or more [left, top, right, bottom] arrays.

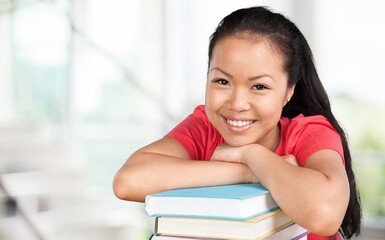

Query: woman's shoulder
[[191, 104, 207, 117], [278, 114, 343, 166], [179, 105, 211, 128], [280, 114, 338, 136], [280, 114, 330, 128], [280, 113, 339, 144], [166, 105, 224, 160]]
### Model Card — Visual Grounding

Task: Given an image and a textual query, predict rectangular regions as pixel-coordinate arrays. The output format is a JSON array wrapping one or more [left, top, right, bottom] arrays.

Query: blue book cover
[[145, 183, 278, 220]]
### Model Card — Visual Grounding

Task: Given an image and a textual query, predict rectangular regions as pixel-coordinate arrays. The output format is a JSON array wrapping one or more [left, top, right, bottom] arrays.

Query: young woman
[[113, 6, 361, 239]]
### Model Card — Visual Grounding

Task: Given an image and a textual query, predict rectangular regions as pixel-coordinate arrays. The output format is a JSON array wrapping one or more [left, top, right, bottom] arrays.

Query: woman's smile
[[224, 117, 256, 132], [226, 118, 255, 127]]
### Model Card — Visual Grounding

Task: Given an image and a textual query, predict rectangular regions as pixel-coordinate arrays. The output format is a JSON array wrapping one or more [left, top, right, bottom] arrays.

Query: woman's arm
[[113, 137, 256, 202], [211, 144, 349, 236]]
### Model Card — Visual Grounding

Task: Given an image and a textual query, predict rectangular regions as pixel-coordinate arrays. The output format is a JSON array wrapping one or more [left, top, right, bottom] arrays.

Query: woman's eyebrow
[[210, 67, 233, 78], [248, 74, 276, 83]]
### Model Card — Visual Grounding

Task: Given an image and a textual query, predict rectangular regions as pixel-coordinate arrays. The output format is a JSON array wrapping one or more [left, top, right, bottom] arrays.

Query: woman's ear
[[285, 84, 296, 105]]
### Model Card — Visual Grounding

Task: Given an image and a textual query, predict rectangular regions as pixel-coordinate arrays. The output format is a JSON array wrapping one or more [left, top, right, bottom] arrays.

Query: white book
[[155, 209, 293, 239]]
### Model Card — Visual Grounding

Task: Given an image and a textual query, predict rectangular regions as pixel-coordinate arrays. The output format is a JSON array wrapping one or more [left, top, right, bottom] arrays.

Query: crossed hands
[[210, 144, 299, 183], [210, 144, 299, 167]]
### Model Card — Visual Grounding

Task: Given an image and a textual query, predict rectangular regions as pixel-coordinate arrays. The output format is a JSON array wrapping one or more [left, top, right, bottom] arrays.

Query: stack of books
[[145, 183, 308, 240]]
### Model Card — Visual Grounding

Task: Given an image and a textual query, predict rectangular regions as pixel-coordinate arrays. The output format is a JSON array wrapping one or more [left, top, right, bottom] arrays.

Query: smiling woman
[[2, 1, 384, 240], [113, 6, 361, 240]]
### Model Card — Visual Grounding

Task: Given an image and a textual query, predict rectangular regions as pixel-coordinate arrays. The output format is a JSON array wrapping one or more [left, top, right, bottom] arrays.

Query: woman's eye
[[214, 79, 229, 85], [252, 84, 267, 90]]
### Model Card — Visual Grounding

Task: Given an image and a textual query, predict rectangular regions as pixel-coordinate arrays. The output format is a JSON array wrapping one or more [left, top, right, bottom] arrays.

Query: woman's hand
[[210, 144, 247, 163], [210, 144, 259, 183], [281, 154, 300, 167], [211, 144, 300, 167]]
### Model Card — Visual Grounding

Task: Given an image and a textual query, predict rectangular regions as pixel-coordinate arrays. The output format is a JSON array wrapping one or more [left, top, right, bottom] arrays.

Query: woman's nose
[[227, 88, 251, 112]]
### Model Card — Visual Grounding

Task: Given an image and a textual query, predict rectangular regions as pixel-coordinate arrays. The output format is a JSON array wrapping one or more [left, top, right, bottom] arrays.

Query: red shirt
[[166, 105, 344, 239]]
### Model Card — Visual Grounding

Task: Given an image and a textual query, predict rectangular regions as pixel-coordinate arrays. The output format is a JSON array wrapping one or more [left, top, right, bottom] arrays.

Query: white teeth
[[227, 119, 254, 127]]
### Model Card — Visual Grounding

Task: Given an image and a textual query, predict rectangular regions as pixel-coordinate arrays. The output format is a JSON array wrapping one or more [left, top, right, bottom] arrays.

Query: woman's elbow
[[307, 204, 344, 236], [113, 171, 145, 202], [112, 171, 130, 200]]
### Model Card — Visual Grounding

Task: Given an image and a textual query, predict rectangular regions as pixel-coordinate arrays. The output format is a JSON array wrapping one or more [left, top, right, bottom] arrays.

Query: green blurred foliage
[[353, 151, 385, 217]]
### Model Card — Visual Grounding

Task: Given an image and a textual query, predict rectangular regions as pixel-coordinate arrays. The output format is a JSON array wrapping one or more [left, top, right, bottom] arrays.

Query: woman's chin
[[224, 138, 255, 148]]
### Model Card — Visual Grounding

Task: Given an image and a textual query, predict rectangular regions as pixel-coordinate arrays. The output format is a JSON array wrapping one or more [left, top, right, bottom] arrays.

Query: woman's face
[[205, 36, 294, 149]]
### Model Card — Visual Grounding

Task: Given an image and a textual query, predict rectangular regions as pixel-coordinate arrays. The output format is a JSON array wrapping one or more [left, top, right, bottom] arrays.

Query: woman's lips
[[224, 117, 256, 132], [226, 119, 255, 127]]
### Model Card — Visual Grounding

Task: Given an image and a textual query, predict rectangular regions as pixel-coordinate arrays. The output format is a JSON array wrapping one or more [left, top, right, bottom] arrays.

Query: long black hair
[[208, 6, 361, 239]]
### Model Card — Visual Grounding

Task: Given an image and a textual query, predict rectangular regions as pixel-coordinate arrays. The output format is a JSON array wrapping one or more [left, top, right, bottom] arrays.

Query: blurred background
[[0, 0, 384, 239]]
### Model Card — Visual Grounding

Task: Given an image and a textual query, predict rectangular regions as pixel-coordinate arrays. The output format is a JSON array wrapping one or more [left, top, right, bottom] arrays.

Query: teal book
[[145, 183, 278, 220]]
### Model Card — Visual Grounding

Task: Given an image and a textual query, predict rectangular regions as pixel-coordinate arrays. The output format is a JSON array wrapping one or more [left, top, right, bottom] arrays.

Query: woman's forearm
[[113, 152, 255, 202], [242, 145, 349, 236]]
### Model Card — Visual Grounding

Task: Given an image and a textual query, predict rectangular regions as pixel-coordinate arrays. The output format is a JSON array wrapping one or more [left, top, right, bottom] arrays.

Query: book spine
[[154, 217, 159, 236]]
